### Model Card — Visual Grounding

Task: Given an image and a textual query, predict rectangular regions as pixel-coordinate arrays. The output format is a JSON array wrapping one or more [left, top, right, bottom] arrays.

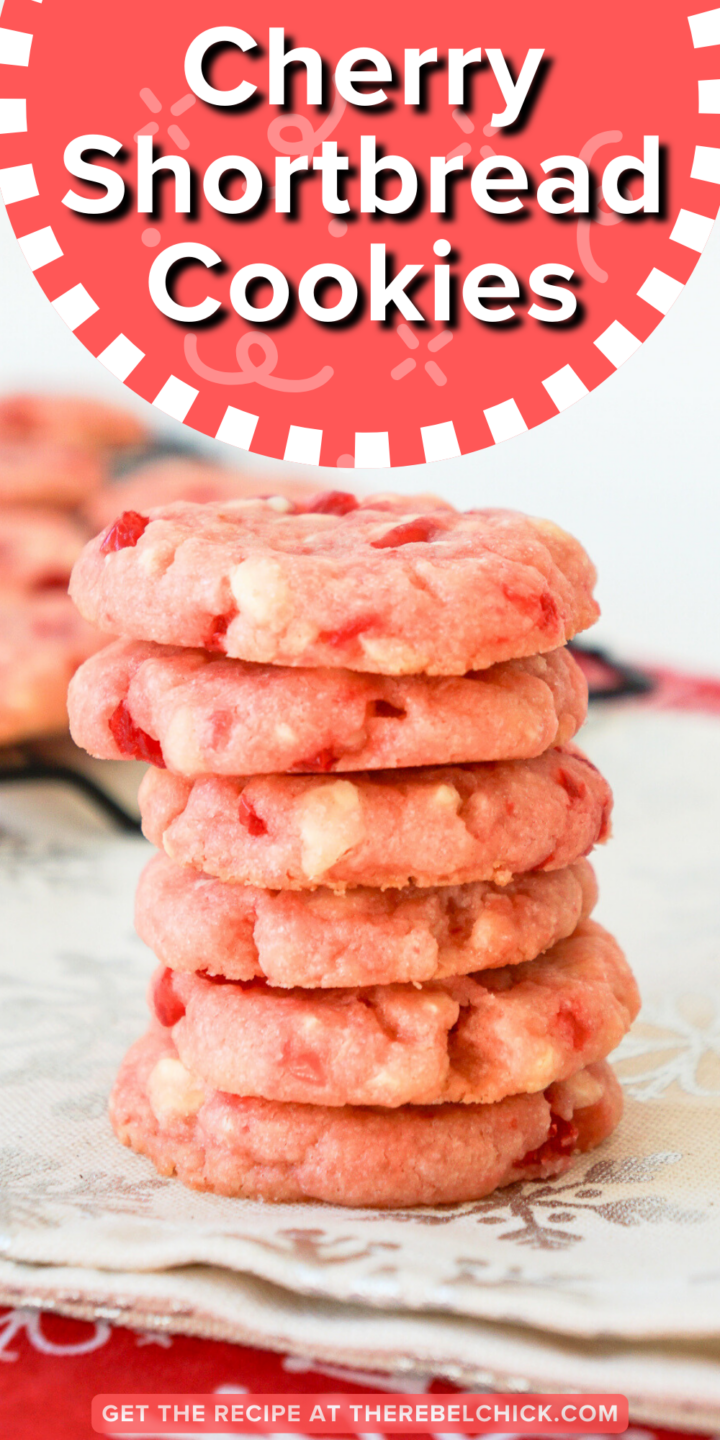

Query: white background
[[1, 199, 719, 675]]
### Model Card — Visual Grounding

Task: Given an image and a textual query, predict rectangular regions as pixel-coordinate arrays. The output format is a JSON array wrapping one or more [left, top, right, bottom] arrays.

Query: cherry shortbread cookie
[[136, 854, 598, 987], [110, 1025, 623, 1207], [70, 500, 598, 674], [138, 745, 612, 890], [69, 639, 587, 774], [148, 921, 638, 1109]]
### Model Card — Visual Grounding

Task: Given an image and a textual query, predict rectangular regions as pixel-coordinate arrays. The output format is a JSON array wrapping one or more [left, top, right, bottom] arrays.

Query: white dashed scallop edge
[[1, 3, 719, 467]]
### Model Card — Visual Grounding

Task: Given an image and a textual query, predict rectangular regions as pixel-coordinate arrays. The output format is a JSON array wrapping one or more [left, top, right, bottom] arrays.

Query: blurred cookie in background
[[0, 392, 317, 748], [0, 391, 149, 509], [84, 455, 321, 532], [0, 394, 147, 453], [0, 442, 105, 509], [0, 506, 89, 591], [0, 590, 106, 746], [0, 394, 148, 509]]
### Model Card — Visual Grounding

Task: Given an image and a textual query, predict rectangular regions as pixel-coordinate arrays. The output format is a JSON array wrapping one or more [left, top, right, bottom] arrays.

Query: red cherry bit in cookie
[[556, 765, 587, 801], [501, 583, 560, 631], [371, 517, 440, 548], [100, 511, 148, 553], [205, 612, 235, 653], [238, 793, 268, 836], [319, 615, 378, 647], [290, 747, 336, 773], [540, 591, 561, 627], [369, 699, 406, 719], [306, 490, 359, 515], [517, 1113, 579, 1168], [150, 967, 186, 1028], [108, 700, 165, 766]]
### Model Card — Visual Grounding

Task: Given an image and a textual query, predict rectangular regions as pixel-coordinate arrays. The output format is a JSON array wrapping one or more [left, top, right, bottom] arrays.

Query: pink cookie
[[70, 501, 598, 675], [138, 745, 612, 890], [0, 393, 146, 451], [0, 591, 105, 745], [110, 1025, 623, 1206], [136, 854, 598, 987], [0, 507, 88, 592], [0, 443, 104, 508], [150, 921, 638, 1109], [69, 639, 587, 775]]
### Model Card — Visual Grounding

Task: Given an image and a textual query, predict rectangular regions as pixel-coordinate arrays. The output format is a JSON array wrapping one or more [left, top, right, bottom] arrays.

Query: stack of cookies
[[68, 492, 639, 1209]]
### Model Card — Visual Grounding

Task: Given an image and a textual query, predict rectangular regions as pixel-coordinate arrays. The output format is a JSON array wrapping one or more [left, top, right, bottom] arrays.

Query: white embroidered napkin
[[0, 705, 719, 1412]]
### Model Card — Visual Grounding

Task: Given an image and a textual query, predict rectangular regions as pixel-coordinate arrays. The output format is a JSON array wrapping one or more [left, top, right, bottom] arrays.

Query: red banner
[[92, 1391, 628, 1435]]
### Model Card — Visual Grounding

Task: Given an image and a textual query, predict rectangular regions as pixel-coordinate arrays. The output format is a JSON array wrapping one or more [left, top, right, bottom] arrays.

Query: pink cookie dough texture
[[69, 501, 598, 675], [84, 459, 321, 532], [138, 745, 612, 891], [0, 443, 104, 508], [86, 483, 449, 532], [68, 639, 587, 775], [110, 1026, 623, 1207], [0, 507, 88, 591], [150, 921, 638, 1109], [136, 854, 598, 988], [0, 393, 146, 451], [0, 591, 105, 745]]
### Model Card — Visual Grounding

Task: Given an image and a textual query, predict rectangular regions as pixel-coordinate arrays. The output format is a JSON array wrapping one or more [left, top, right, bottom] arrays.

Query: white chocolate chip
[[341, 726, 368, 754], [280, 619, 320, 656], [230, 557, 292, 630], [432, 783, 462, 812], [266, 495, 293, 512], [219, 498, 266, 512], [299, 780, 364, 880], [147, 1057, 205, 1123], [558, 1068, 604, 1110], [137, 541, 174, 576], [274, 722, 298, 745], [522, 1047, 562, 1092], [359, 635, 424, 673], [492, 867, 514, 887], [366, 1065, 411, 1102], [162, 707, 205, 775]]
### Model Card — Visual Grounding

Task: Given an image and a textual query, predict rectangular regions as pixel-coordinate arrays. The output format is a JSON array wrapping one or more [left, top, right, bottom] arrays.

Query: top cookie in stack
[[69, 491, 597, 672], [68, 491, 637, 1209]]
